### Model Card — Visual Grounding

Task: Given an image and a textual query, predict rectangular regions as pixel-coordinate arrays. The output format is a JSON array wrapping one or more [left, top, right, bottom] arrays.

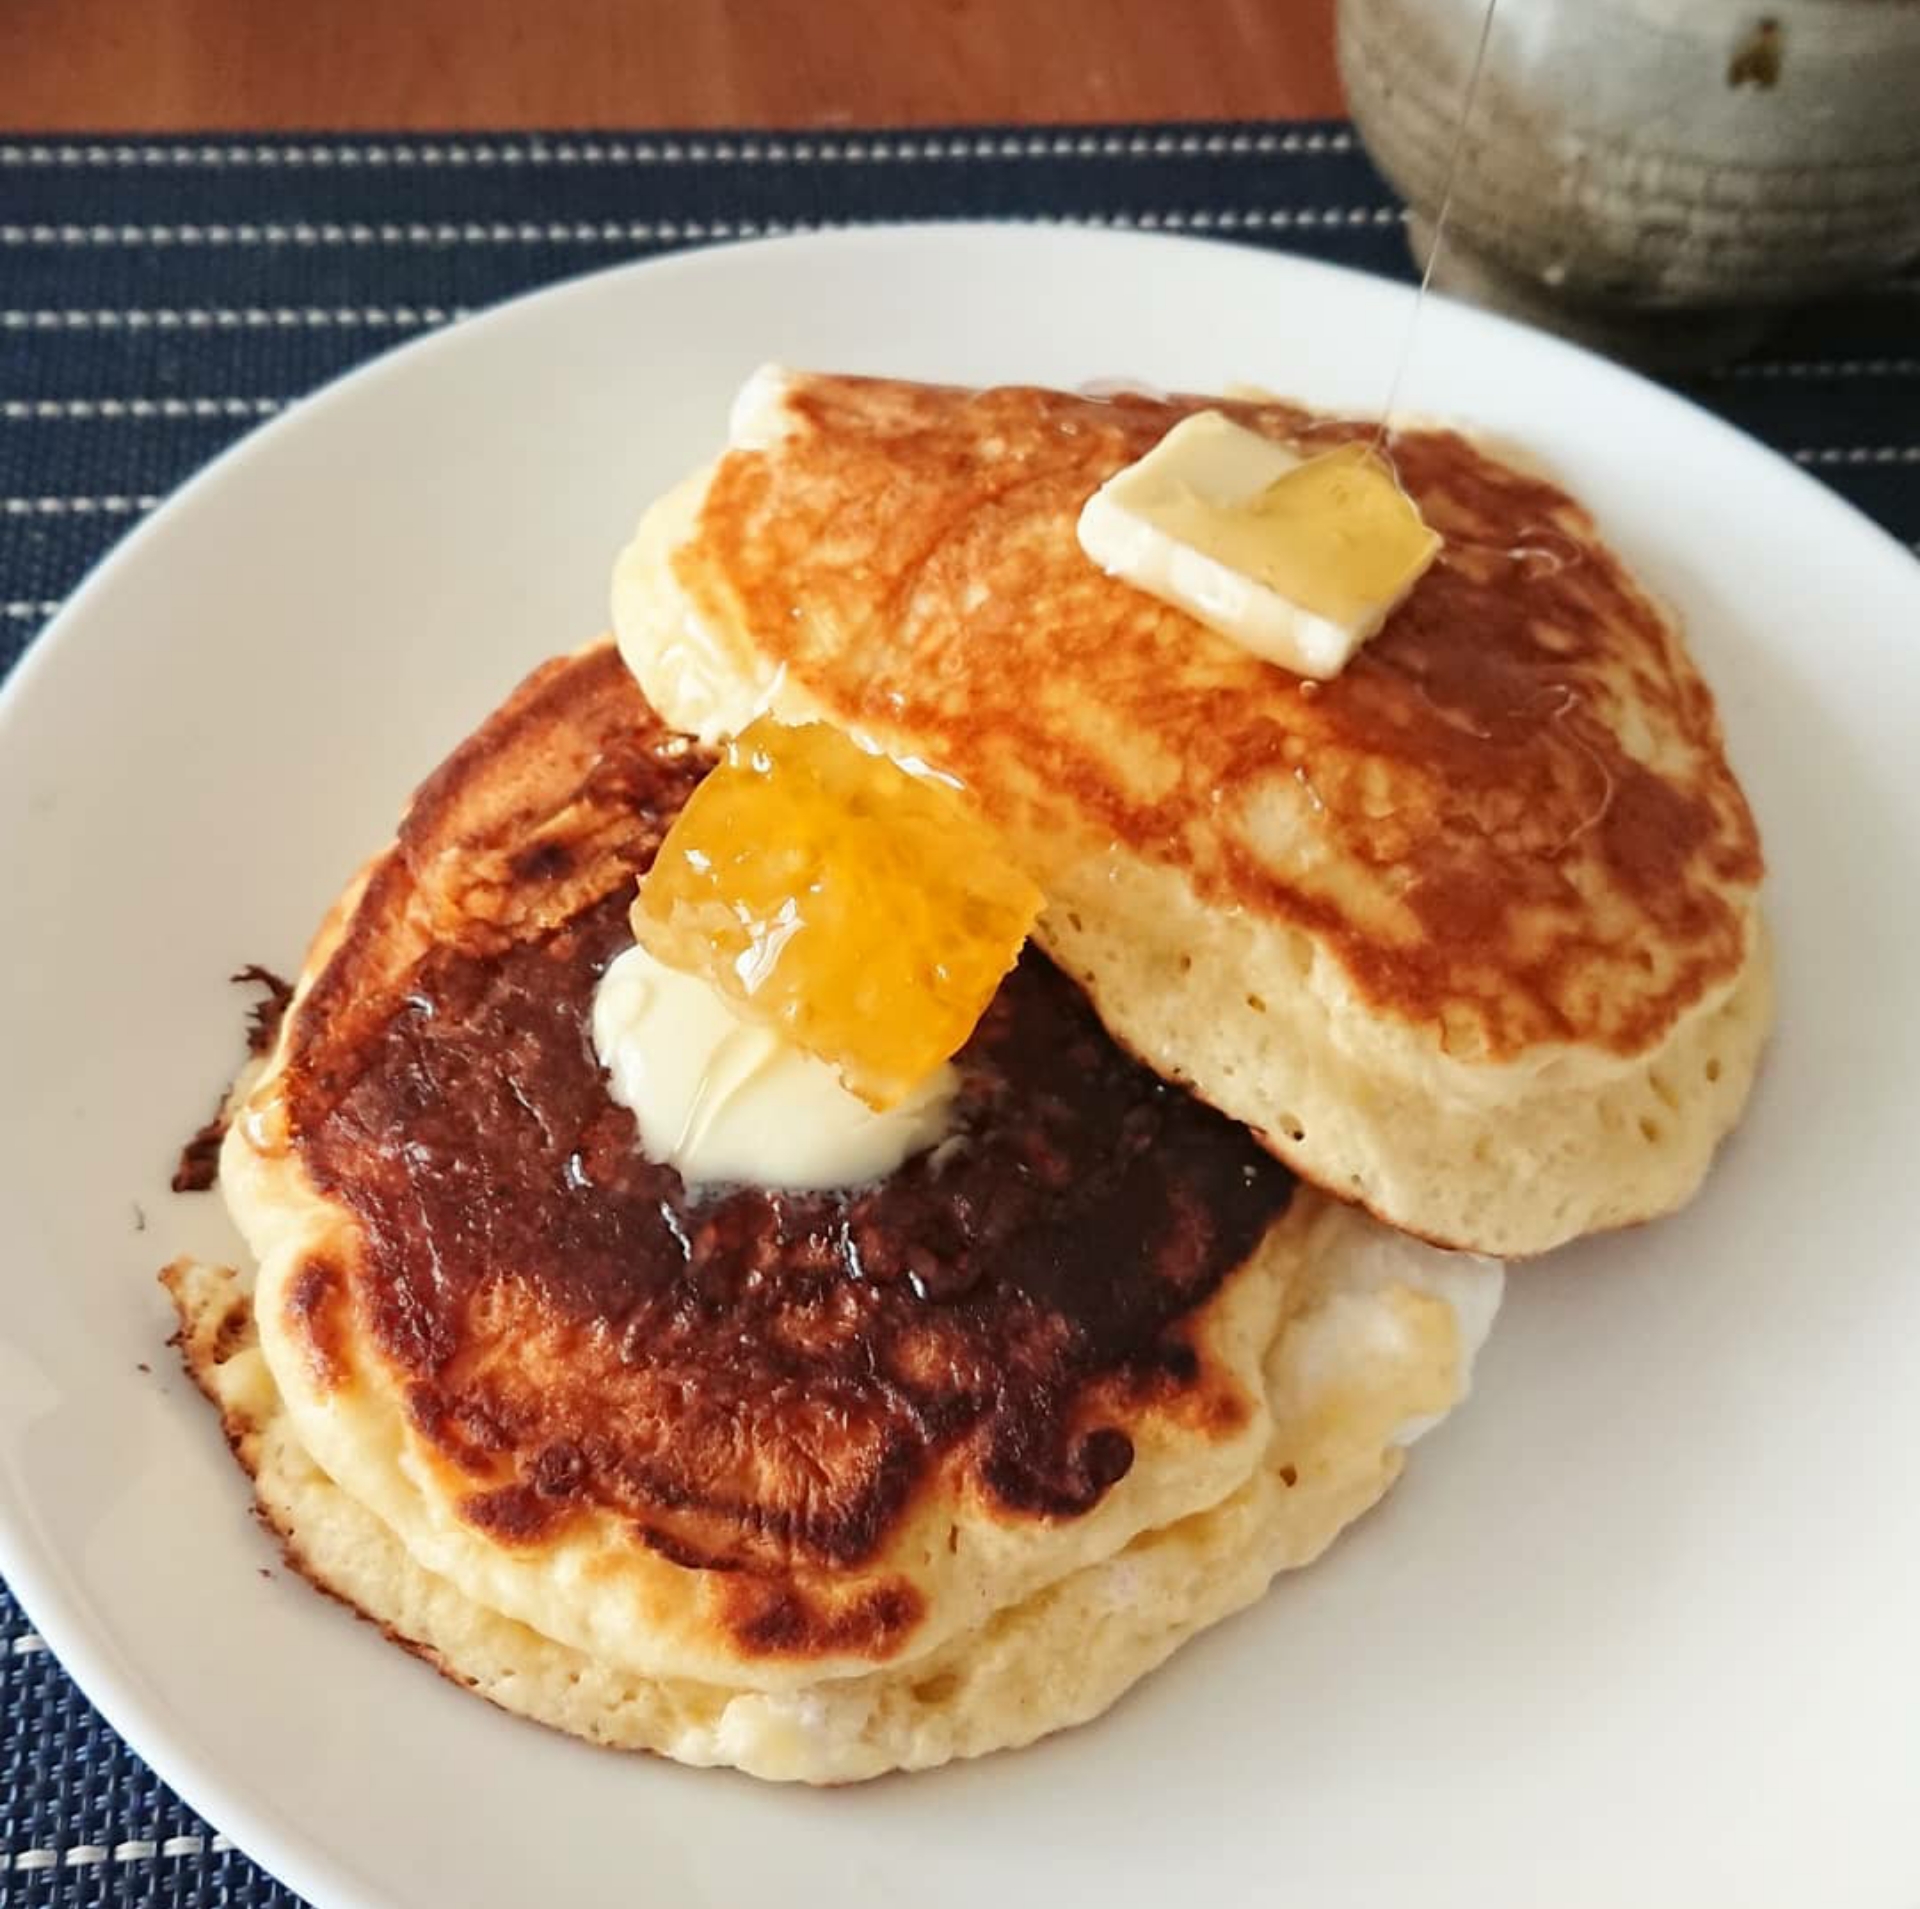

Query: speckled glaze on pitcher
[[1339, 0, 1920, 357]]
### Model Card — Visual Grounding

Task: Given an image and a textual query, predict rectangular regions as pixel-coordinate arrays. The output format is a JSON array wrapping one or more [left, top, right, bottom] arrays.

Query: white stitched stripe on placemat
[[2, 1835, 237, 1871], [0, 204, 1404, 247], [0, 130, 1355, 169], [0, 219, 795, 246], [1793, 445, 1920, 467], [2, 397, 283, 419], [2, 496, 160, 515], [1, 306, 462, 330], [1068, 206, 1403, 229], [1720, 358, 1920, 382]]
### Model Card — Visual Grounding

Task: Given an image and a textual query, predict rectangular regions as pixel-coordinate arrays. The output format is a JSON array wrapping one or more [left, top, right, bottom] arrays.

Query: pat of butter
[[592, 943, 957, 1191], [1076, 411, 1441, 679]]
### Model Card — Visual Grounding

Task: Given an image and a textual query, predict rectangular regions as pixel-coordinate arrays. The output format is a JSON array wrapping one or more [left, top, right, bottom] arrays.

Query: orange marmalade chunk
[[632, 716, 1043, 1110]]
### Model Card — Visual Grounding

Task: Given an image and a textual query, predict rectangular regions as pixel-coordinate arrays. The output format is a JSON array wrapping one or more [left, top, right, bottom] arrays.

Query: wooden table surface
[[0, 0, 1341, 131]]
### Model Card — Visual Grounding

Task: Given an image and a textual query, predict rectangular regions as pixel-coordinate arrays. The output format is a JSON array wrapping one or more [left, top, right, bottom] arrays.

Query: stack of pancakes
[[166, 371, 1770, 1783]]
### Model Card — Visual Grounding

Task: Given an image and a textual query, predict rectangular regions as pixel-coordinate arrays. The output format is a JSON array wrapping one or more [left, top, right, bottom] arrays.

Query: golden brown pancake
[[222, 644, 1309, 1682], [613, 370, 1773, 1255], [164, 1184, 1481, 1782], [172, 641, 1501, 1781]]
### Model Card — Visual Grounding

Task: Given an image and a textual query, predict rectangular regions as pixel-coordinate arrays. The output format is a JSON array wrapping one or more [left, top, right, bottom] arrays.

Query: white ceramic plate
[[2, 226, 1916, 1909]]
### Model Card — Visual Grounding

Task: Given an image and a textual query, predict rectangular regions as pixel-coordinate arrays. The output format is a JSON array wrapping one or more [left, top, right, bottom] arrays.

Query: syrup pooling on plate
[[632, 715, 1043, 1112]]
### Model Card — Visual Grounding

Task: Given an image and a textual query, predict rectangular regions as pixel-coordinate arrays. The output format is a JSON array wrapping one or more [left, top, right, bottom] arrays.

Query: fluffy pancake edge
[[164, 1189, 1466, 1783]]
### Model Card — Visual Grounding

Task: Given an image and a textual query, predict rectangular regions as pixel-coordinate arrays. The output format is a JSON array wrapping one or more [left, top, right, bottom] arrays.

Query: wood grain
[[0, 0, 1341, 131]]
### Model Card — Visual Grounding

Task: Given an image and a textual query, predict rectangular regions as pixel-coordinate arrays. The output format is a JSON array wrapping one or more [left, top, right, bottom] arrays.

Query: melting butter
[[1076, 410, 1441, 679], [591, 944, 957, 1191]]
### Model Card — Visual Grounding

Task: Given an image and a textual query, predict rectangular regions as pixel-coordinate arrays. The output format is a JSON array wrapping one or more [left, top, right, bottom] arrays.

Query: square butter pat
[[1076, 411, 1441, 679]]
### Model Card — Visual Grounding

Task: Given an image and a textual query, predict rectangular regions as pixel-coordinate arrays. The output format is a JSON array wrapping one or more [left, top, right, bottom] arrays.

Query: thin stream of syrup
[[1371, 0, 1503, 458]]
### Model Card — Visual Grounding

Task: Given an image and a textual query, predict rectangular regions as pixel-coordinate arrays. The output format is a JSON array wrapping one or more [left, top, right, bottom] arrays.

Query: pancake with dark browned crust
[[174, 640, 1502, 1781], [614, 369, 1773, 1256]]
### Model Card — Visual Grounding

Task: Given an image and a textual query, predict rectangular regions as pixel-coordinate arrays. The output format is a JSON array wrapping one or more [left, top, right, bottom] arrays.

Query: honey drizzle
[[1371, 0, 1503, 457]]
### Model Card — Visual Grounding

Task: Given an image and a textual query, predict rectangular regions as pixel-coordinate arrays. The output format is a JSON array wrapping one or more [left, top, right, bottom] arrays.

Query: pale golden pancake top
[[671, 374, 1764, 1063]]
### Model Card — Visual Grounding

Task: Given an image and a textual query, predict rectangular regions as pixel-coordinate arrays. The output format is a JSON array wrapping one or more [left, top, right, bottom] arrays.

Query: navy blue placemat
[[2, 119, 1915, 1907]]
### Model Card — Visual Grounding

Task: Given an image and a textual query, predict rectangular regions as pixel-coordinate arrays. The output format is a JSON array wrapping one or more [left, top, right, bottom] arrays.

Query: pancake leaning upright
[[614, 369, 1772, 1256]]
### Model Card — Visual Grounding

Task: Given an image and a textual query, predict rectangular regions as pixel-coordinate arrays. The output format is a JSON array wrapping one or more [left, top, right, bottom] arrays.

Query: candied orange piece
[[632, 716, 1043, 1110]]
